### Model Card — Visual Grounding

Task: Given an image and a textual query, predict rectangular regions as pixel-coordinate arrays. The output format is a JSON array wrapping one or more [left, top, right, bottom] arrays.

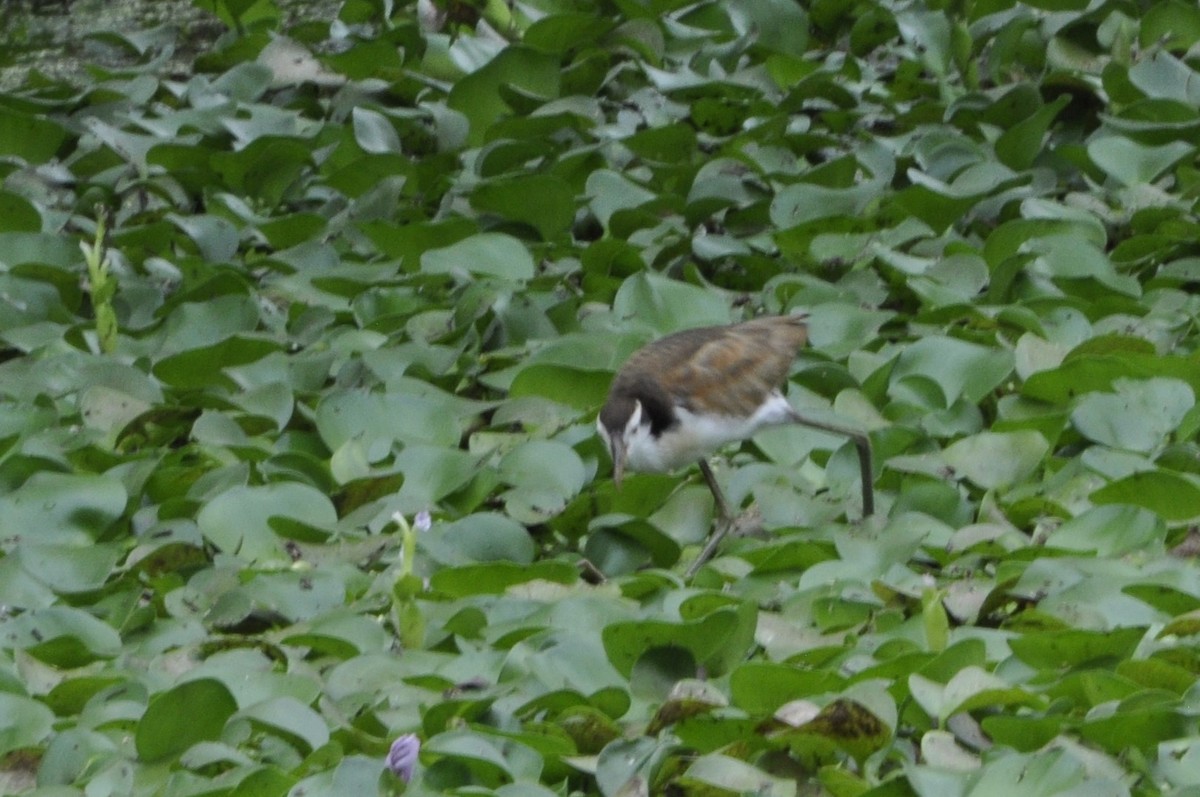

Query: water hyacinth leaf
[[889, 337, 1014, 407], [0, 107, 68, 162], [1087, 136, 1195, 186], [679, 754, 795, 795], [0, 693, 55, 756], [729, 663, 845, 714], [168, 213, 240, 262], [584, 517, 682, 575], [586, 170, 658, 228], [0, 191, 41, 232], [595, 737, 659, 796], [420, 233, 535, 280], [0, 473, 127, 542], [153, 337, 283, 390], [612, 272, 731, 334], [15, 542, 123, 594], [508, 364, 612, 410], [315, 390, 463, 451], [136, 678, 238, 763], [430, 560, 577, 597], [0, 231, 80, 269], [210, 136, 315, 207], [1140, 1, 1200, 50], [447, 46, 561, 146], [424, 728, 537, 785], [151, 294, 262, 354], [1023, 351, 1200, 406], [80, 385, 155, 438], [1125, 585, 1200, 618], [727, 0, 808, 56], [229, 569, 347, 623], [1048, 504, 1165, 556], [351, 107, 402, 154], [1079, 707, 1188, 757], [389, 445, 482, 512], [498, 439, 586, 504], [1126, 51, 1200, 105], [942, 431, 1049, 490], [1071, 378, 1194, 453], [237, 696, 330, 754], [920, 666, 1042, 723], [1007, 627, 1145, 670], [283, 612, 390, 657], [803, 304, 889, 359], [421, 513, 536, 566], [602, 603, 756, 678], [471, 173, 576, 239], [995, 95, 1070, 171], [1090, 471, 1200, 521], [1, 607, 122, 666], [197, 483, 337, 564]]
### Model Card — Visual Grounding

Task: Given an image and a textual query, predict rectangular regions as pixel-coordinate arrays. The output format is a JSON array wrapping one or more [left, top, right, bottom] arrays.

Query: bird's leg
[[698, 458, 733, 523], [787, 409, 875, 517], [687, 459, 735, 579]]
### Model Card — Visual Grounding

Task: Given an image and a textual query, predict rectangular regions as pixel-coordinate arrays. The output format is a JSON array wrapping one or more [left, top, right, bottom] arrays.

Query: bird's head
[[597, 397, 643, 489]]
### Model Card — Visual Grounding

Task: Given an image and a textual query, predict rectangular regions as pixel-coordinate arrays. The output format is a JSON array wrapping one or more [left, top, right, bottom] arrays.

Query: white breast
[[624, 391, 794, 473]]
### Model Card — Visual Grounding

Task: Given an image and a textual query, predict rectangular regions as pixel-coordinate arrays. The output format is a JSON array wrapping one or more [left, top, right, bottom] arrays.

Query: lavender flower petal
[[387, 733, 420, 782]]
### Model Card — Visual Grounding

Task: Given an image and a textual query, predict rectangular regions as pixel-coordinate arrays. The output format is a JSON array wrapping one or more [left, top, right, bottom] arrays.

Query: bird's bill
[[610, 439, 626, 489]]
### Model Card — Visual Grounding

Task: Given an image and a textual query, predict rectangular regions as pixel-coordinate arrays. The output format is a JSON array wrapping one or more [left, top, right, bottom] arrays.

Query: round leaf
[[136, 679, 238, 763]]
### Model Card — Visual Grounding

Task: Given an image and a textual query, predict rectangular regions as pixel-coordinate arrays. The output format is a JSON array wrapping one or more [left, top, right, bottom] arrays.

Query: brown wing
[[630, 315, 808, 417]]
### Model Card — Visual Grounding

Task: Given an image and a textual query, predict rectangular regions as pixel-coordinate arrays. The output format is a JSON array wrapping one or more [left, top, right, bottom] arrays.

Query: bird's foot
[[727, 505, 765, 539], [684, 507, 766, 578]]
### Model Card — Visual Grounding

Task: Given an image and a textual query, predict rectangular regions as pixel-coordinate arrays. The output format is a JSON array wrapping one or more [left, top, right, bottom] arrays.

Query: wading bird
[[597, 315, 874, 574]]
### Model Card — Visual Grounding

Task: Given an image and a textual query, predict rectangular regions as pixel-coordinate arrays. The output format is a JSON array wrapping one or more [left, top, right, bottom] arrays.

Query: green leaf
[[420, 233, 535, 280], [16, 542, 124, 594], [197, 483, 337, 564], [602, 603, 756, 678], [1071, 378, 1194, 453], [351, 107, 402, 154], [942, 431, 1049, 489], [1007, 627, 1145, 669], [1090, 471, 1200, 521], [421, 512, 536, 565], [0, 107, 67, 163], [612, 272, 731, 334], [0, 473, 127, 543], [137, 679, 238, 763], [889, 336, 1014, 407], [1048, 504, 1165, 556], [471, 173, 576, 239], [508, 364, 611, 410], [430, 560, 578, 597], [316, 390, 465, 450], [0, 693, 55, 756], [239, 696, 329, 754], [729, 663, 845, 714], [0, 191, 41, 232], [0, 607, 121, 666], [447, 46, 561, 146], [1087, 136, 1194, 186], [153, 336, 283, 390]]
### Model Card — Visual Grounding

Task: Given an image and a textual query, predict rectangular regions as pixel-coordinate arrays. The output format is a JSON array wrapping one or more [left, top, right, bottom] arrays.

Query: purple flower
[[387, 733, 420, 782], [414, 510, 432, 533]]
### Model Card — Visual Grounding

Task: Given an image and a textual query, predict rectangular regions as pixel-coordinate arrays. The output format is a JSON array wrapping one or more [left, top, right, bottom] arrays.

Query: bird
[[597, 315, 874, 574]]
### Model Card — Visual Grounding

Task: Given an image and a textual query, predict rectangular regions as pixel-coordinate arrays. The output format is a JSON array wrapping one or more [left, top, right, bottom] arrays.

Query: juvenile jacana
[[597, 315, 874, 573]]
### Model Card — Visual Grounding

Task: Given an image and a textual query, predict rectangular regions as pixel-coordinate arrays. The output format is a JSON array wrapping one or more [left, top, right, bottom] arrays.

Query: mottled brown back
[[605, 315, 808, 425]]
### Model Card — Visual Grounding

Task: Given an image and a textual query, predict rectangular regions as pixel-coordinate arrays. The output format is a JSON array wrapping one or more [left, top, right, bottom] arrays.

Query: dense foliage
[[0, 0, 1199, 793]]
